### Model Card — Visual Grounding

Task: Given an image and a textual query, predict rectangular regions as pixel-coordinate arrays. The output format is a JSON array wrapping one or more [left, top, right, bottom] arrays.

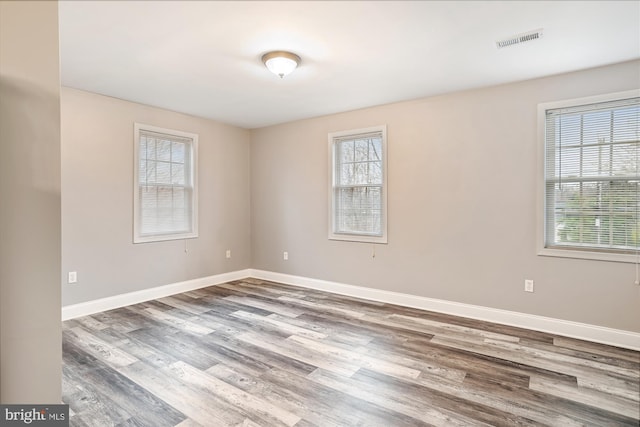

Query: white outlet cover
[[524, 279, 534, 292], [68, 272, 77, 284]]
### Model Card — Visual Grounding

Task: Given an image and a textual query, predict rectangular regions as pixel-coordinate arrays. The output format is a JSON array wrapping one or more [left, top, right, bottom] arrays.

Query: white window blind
[[134, 123, 198, 243], [543, 96, 639, 256], [329, 126, 387, 243]]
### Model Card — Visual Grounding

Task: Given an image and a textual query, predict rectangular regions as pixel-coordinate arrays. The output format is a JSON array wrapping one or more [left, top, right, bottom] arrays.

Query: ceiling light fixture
[[262, 51, 301, 78]]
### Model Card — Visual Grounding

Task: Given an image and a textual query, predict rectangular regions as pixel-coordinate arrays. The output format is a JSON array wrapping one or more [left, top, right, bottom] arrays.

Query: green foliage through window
[[544, 97, 639, 253]]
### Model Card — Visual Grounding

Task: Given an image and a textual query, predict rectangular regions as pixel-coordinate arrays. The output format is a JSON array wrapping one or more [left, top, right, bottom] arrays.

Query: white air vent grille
[[496, 29, 543, 49]]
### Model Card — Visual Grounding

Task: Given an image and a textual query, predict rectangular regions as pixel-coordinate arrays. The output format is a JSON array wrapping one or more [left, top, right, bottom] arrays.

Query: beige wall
[[251, 60, 640, 333], [61, 61, 639, 332], [62, 88, 251, 306], [0, 1, 62, 402]]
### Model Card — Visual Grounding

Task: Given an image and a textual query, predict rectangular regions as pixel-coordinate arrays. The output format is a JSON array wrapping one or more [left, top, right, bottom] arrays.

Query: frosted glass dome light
[[262, 51, 301, 78]]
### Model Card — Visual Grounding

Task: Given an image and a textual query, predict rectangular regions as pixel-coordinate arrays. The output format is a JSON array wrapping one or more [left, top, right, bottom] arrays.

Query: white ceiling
[[59, 1, 640, 129]]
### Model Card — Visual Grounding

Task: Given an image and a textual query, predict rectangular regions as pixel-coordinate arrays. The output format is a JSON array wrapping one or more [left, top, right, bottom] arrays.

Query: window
[[133, 123, 198, 243], [329, 125, 387, 243], [539, 91, 639, 262]]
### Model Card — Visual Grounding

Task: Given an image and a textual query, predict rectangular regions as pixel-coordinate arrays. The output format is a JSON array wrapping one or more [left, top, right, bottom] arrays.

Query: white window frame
[[537, 90, 639, 263], [328, 125, 388, 244], [133, 123, 198, 243]]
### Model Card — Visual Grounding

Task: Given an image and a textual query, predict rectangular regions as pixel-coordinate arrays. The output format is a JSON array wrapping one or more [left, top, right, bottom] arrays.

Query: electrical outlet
[[68, 271, 78, 284], [283, 251, 288, 261], [524, 279, 534, 293], [226, 249, 231, 259]]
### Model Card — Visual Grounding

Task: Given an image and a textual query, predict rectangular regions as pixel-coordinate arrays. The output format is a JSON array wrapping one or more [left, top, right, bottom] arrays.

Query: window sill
[[134, 232, 198, 244], [538, 247, 637, 264], [329, 233, 387, 244]]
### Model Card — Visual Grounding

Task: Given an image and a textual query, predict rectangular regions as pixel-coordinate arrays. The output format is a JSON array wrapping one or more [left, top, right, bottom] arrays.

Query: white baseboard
[[62, 268, 640, 351], [61, 269, 252, 321], [249, 269, 640, 351]]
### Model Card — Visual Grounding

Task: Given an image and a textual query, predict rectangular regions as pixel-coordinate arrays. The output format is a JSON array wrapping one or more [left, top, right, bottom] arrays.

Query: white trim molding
[[62, 268, 640, 351], [250, 269, 640, 351], [62, 269, 251, 321]]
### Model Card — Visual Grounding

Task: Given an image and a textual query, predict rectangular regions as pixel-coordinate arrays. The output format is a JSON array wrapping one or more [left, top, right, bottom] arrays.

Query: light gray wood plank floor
[[62, 279, 640, 426]]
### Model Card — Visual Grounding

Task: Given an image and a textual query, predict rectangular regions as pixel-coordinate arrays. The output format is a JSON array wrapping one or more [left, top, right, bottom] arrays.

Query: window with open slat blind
[[134, 123, 198, 243], [329, 126, 387, 243], [541, 94, 639, 260]]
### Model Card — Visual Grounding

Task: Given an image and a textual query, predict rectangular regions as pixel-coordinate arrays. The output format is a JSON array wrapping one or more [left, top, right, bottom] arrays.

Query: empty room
[[1, 1, 639, 426]]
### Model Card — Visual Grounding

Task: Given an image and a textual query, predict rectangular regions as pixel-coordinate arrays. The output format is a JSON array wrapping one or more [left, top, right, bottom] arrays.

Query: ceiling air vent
[[496, 28, 543, 49]]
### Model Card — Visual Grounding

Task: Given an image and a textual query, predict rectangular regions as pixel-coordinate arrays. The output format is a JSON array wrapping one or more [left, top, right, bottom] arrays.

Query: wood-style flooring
[[62, 278, 640, 426]]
